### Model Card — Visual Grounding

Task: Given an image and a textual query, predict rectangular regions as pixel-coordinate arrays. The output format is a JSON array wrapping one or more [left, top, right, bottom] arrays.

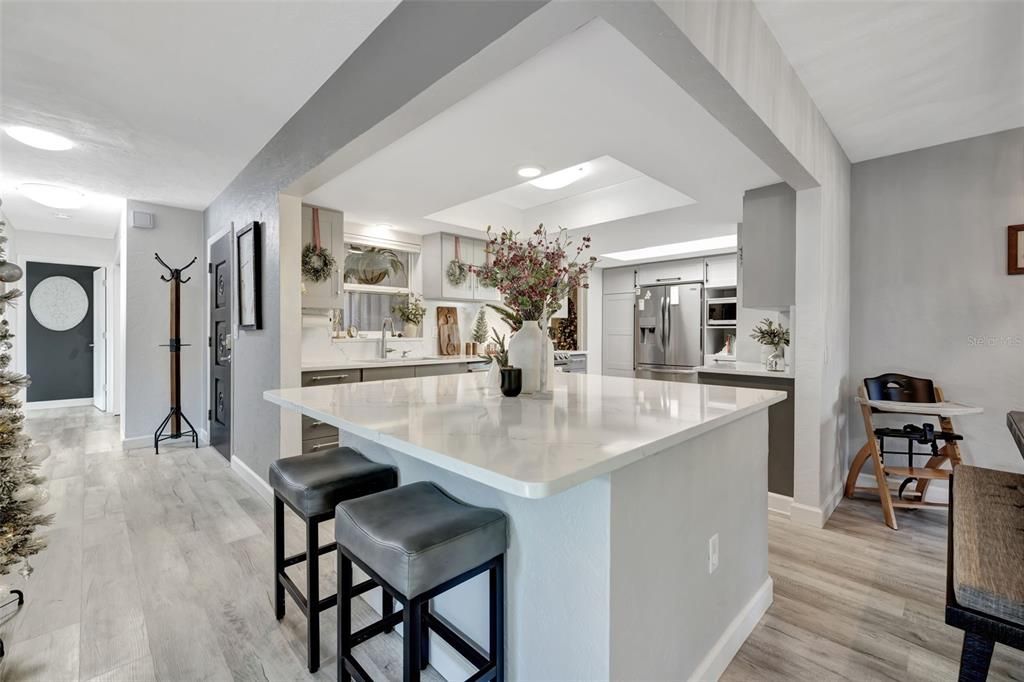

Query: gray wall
[[849, 128, 1024, 477], [25, 262, 97, 401], [203, 1, 545, 479], [123, 200, 205, 442]]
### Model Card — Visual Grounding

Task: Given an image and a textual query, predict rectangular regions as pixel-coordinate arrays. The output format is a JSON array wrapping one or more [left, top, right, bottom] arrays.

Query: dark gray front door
[[209, 233, 231, 459], [25, 262, 98, 402]]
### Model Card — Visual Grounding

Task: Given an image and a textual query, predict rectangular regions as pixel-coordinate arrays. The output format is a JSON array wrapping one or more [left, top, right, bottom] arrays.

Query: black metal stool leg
[[490, 555, 505, 681], [958, 632, 994, 682], [273, 496, 285, 620], [338, 553, 353, 682], [306, 519, 320, 673], [382, 590, 394, 634], [420, 600, 430, 670], [403, 598, 422, 682]]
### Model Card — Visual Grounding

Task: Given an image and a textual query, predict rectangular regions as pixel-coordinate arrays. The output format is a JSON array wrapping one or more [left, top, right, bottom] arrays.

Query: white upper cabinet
[[635, 259, 704, 286], [422, 233, 499, 302], [603, 266, 636, 294], [740, 183, 795, 309], [704, 254, 737, 288], [301, 205, 344, 309]]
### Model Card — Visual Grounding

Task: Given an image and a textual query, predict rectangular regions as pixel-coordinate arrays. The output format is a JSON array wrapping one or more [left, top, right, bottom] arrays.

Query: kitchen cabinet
[[363, 366, 417, 382], [301, 205, 344, 309], [603, 266, 636, 294], [698, 371, 794, 496], [601, 292, 635, 378], [635, 259, 703, 286], [421, 233, 498, 302], [740, 183, 795, 309], [704, 254, 737, 288], [415, 363, 467, 377]]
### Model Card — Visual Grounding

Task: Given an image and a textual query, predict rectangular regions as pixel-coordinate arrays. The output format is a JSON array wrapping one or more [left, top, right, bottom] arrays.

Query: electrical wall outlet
[[708, 533, 719, 574]]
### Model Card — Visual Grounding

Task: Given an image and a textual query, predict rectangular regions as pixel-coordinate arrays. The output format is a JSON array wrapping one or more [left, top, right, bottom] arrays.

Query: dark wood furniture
[[153, 253, 199, 453], [946, 465, 1024, 681]]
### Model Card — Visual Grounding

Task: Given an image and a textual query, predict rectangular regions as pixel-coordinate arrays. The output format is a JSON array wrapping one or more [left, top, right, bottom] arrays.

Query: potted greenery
[[471, 224, 595, 393], [750, 318, 790, 371], [344, 246, 405, 285], [392, 294, 426, 337]]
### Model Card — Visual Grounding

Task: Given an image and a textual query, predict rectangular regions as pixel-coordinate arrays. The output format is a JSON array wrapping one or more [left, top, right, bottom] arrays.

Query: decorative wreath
[[446, 259, 468, 286], [302, 243, 336, 283]]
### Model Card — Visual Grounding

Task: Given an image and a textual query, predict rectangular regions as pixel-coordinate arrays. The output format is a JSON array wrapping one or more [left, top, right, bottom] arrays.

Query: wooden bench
[[946, 465, 1024, 681]]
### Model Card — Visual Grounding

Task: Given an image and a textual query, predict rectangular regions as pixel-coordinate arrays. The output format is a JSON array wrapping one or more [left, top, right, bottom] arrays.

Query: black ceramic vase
[[500, 367, 522, 397]]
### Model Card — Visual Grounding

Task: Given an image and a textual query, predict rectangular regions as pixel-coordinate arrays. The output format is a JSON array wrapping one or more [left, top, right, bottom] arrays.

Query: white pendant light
[[4, 125, 74, 151], [18, 183, 86, 209]]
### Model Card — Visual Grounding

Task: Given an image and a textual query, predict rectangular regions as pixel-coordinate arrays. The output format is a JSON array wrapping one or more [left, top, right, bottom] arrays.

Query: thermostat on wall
[[131, 210, 155, 229]]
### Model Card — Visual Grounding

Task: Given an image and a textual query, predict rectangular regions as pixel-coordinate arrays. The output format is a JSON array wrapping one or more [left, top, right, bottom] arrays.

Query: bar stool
[[334, 481, 509, 682], [269, 447, 398, 673]]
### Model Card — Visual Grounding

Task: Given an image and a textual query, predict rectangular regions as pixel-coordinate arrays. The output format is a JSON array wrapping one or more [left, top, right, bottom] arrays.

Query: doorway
[[208, 230, 232, 459], [25, 261, 102, 406]]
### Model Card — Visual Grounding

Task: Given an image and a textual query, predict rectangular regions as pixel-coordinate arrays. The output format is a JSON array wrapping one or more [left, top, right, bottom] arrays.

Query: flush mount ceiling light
[[528, 163, 590, 190], [18, 183, 86, 209], [602, 235, 738, 262], [4, 125, 74, 151], [516, 166, 543, 179]]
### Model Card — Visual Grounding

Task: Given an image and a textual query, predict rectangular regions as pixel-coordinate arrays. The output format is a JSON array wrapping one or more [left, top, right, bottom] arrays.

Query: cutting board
[[437, 307, 461, 356]]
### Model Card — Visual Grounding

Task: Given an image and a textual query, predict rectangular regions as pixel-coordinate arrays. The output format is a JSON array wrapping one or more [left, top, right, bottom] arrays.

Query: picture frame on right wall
[[1010, 224, 1024, 276]]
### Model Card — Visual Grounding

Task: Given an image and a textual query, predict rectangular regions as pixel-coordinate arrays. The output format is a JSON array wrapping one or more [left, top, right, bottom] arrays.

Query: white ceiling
[[756, 1, 1024, 162], [427, 155, 696, 231], [306, 19, 780, 244], [0, 0, 397, 238]]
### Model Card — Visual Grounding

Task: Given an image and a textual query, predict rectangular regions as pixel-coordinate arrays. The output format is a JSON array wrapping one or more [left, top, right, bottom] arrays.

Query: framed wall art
[[1010, 224, 1024, 276], [236, 221, 262, 329]]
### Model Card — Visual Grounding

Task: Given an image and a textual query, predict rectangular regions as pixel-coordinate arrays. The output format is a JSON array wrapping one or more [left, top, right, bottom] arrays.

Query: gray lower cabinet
[[415, 363, 468, 377], [697, 372, 795, 497], [363, 366, 417, 382]]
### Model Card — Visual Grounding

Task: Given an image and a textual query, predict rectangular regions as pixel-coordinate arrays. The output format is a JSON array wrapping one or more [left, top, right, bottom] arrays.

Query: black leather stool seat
[[336, 481, 508, 599], [270, 447, 397, 517]]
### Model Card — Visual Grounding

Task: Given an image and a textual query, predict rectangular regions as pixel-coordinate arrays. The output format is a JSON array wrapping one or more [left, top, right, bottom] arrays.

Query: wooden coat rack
[[154, 253, 199, 453]]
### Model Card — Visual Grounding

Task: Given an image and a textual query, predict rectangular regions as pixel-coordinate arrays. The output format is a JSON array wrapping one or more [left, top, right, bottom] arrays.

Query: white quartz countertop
[[265, 372, 785, 498], [697, 360, 794, 380], [302, 356, 486, 372]]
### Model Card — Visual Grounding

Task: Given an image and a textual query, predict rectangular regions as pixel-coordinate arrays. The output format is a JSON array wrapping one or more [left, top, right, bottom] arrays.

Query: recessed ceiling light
[[516, 166, 542, 179], [4, 125, 74, 151], [528, 163, 590, 190], [18, 183, 85, 209], [602, 235, 737, 262], [374, 223, 393, 230], [53, 213, 73, 220]]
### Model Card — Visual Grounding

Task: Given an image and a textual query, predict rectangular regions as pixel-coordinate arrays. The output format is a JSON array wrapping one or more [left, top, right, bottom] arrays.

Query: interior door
[[209, 232, 232, 459], [92, 268, 106, 410]]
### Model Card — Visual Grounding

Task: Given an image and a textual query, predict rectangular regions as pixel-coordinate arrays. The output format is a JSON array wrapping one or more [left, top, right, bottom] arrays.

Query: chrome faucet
[[380, 317, 395, 359]]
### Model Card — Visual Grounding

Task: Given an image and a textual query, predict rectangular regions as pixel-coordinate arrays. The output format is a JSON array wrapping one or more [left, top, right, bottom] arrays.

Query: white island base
[[266, 375, 780, 680]]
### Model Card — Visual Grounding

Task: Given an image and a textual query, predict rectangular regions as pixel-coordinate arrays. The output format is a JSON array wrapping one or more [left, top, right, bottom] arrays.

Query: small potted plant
[[392, 294, 426, 338], [750, 318, 790, 372]]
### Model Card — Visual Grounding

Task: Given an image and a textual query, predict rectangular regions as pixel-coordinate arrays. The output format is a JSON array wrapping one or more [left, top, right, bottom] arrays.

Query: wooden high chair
[[844, 373, 981, 530]]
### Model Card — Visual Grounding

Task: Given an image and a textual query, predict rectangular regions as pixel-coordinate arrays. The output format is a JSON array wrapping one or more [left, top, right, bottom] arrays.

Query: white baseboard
[[767, 492, 792, 517], [231, 455, 274, 505], [855, 473, 948, 504], [790, 482, 843, 528], [688, 577, 773, 682], [25, 397, 95, 410], [121, 435, 151, 450]]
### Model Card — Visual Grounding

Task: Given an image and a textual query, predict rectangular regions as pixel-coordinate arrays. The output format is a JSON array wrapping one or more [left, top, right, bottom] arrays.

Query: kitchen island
[[265, 373, 784, 680]]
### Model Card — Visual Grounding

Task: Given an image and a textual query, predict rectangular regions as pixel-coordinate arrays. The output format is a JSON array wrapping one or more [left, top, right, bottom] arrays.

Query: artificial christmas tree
[[0, 203, 52, 657], [472, 307, 489, 346]]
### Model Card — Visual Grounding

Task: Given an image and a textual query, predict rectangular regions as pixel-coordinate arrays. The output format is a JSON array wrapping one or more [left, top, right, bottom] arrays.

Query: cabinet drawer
[[415, 363, 467, 377], [301, 433, 340, 454], [301, 369, 361, 387], [363, 366, 416, 382], [301, 415, 338, 440]]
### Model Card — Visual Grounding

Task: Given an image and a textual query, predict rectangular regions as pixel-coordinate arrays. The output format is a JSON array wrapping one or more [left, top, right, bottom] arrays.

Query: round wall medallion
[[29, 275, 89, 331]]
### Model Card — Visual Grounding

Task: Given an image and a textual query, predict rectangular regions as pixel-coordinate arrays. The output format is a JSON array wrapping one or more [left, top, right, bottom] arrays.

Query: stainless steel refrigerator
[[634, 282, 703, 381]]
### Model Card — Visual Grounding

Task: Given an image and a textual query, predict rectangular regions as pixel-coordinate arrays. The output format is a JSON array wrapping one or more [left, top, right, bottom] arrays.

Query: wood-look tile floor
[[2, 407, 1022, 681]]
